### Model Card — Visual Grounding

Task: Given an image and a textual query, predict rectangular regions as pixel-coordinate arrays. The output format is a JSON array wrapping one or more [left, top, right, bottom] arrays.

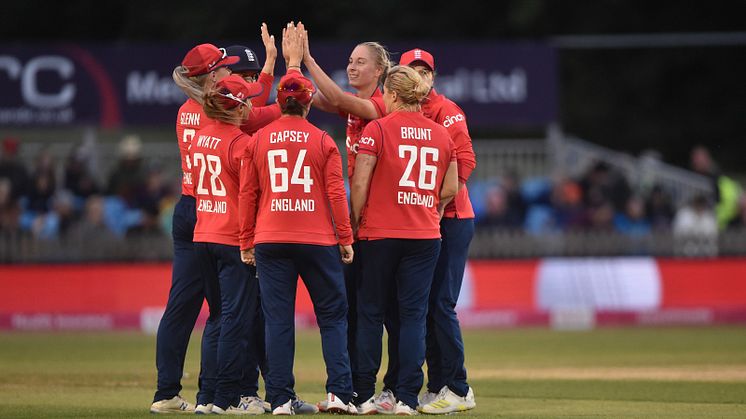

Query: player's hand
[[260, 23, 277, 61], [281, 22, 293, 65], [285, 23, 303, 67], [340, 244, 354, 264], [298, 21, 311, 62], [241, 248, 256, 266]]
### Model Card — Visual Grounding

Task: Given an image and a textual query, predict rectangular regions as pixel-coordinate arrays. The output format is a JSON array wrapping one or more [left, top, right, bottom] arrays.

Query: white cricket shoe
[[417, 390, 438, 408], [150, 395, 194, 414], [374, 389, 396, 414], [355, 396, 377, 415], [211, 398, 264, 415], [417, 386, 475, 414], [394, 401, 418, 416], [325, 392, 357, 414], [195, 403, 214, 414], [291, 397, 319, 414], [272, 399, 294, 415], [237, 396, 267, 414], [316, 398, 328, 413], [463, 387, 476, 410], [260, 398, 271, 413]]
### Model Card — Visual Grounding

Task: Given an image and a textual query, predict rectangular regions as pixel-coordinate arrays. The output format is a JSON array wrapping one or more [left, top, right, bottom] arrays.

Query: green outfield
[[1, 327, 745, 418]]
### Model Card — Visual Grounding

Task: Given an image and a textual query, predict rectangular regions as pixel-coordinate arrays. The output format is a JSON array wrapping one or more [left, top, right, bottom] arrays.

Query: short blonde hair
[[384, 65, 429, 106], [172, 66, 209, 104]]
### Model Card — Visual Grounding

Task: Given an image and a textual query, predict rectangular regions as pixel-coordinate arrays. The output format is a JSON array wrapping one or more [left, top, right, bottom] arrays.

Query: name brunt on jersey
[[396, 125, 437, 208], [194, 134, 228, 214], [267, 129, 316, 213]]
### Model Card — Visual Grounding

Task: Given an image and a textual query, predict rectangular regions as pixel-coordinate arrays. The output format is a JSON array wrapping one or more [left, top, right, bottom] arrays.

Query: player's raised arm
[[259, 22, 277, 78], [300, 24, 380, 119]]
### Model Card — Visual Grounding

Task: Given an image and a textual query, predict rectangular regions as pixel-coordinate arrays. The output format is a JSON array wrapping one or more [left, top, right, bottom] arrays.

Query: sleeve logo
[[443, 113, 465, 128]]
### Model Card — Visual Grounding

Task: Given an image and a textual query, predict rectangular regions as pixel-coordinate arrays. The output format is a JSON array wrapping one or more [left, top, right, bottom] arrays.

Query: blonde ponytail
[[173, 66, 210, 104]]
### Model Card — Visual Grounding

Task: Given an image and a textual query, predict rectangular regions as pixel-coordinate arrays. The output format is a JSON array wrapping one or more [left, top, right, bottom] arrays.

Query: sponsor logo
[[0, 55, 76, 124], [127, 71, 185, 105], [443, 113, 464, 128], [359, 136, 375, 146], [439, 68, 528, 104], [346, 136, 359, 154]]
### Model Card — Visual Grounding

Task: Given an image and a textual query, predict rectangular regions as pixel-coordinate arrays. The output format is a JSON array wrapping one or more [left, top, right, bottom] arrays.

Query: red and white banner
[[1, 258, 746, 331]]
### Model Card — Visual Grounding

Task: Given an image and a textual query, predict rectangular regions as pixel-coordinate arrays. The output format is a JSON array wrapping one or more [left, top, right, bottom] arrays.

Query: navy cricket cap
[[225, 45, 262, 73]]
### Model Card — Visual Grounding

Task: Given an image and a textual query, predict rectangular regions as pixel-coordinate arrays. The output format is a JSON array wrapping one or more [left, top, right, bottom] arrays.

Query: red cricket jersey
[[177, 93, 280, 197], [239, 116, 353, 249], [342, 90, 386, 179], [176, 99, 206, 197], [422, 88, 476, 219], [241, 103, 281, 135], [356, 111, 456, 240], [191, 121, 250, 247], [251, 72, 274, 107]]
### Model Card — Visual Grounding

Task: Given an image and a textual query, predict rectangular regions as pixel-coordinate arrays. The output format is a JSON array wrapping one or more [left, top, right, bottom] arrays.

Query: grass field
[[1, 327, 746, 418]]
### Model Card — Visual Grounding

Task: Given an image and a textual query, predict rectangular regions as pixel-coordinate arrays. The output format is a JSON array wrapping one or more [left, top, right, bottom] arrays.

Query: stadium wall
[[1, 258, 745, 331]]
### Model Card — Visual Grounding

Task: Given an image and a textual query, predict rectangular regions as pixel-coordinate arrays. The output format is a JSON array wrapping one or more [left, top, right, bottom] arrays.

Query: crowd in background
[[469, 145, 745, 242], [2, 135, 745, 250], [0, 135, 177, 244]]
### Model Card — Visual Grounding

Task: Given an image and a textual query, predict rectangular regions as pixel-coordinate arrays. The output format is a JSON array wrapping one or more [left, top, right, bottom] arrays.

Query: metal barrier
[[549, 135, 714, 206], [2, 228, 744, 263]]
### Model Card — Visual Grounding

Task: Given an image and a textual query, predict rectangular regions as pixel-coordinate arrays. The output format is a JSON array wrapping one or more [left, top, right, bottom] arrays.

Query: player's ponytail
[[280, 96, 306, 117], [384, 65, 429, 109], [202, 87, 247, 126], [173, 65, 210, 104]]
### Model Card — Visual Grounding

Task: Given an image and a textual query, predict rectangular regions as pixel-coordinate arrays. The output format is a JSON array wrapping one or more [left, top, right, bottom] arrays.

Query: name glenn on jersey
[[180, 112, 200, 126]]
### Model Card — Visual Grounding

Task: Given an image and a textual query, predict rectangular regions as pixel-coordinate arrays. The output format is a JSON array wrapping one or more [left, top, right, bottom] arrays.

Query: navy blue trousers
[[426, 218, 474, 397], [345, 244, 400, 394], [354, 239, 440, 410], [194, 242, 260, 410], [154, 195, 204, 402], [256, 243, 353, 408]]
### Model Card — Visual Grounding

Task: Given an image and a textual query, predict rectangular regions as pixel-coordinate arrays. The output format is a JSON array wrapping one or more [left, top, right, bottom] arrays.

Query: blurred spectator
[[727, 196, 746, 230], [0, 136, 30, 201], [644, 184, 675, 231], [68, 195, 118, 243], [579, 160, 631, 213], [0, 178, 23, 234], [64, 142, 100, 200], [614, 195, 651, 237], [476, 170, 526, 229], [107, 135, 146, 207], [26, 147, 57, 213], [690, 145, 742, 230], [550, 176, 587, 230], [31, 190, 79, 240], [477, 185, 522, 229], [501, 169, 527, 222], [587, 201, 616, 231], [126, 205, 164, 238], [673, 194, 718, 257], [135, 163, 170, 216]]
